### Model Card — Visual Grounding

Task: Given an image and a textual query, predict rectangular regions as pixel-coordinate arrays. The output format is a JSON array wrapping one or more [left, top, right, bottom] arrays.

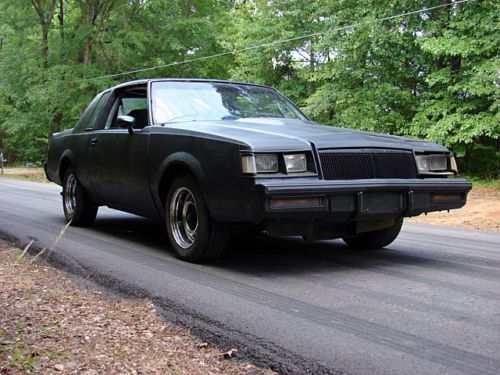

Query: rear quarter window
[[88, 92, 111, 130], [74, 93, 103, 133], [74, 91, 111, 132]]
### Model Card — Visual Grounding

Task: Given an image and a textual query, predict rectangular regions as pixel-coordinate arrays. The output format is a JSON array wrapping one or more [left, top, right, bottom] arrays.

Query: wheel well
[[158, 164, 197, 209], [59, 157, 72, 183]]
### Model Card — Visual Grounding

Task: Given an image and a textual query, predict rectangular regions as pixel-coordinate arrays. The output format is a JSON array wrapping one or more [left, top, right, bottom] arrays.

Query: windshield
[[151, 81, 307, 124]]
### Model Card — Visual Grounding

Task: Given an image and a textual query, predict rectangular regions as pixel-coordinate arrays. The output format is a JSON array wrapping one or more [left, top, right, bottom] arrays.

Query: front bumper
[[247, 178, 471, 223]]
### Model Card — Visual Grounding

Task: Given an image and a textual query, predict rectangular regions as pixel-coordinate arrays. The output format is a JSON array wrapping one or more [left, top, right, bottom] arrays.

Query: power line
[[81, 0, 472, 82]]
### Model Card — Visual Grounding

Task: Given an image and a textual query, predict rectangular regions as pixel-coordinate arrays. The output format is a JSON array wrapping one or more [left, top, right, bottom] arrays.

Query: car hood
[[167, 118, 448, 153]]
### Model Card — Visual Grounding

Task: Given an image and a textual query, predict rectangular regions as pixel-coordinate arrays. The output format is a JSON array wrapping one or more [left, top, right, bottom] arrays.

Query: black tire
[[165, 174, 230, 262], [62, 167, 98, 226], [342, 218, 403, 249]]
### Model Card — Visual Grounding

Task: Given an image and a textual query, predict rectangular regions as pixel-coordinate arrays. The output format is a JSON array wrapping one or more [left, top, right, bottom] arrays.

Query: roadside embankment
[[0, 240, 274, 374]]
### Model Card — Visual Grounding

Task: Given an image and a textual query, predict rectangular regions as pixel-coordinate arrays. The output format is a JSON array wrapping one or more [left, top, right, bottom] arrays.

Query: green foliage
[[0, 0, 498, 176], [0, 0, 233, 164], [9, 349, 40, 372], [408, 1, 499, 176], [463, 175, 500, 191]]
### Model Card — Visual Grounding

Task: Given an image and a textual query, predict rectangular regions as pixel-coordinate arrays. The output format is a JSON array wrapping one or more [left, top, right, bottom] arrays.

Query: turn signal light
[[431, 193, 463, 203], [270, 197, 322, 209]]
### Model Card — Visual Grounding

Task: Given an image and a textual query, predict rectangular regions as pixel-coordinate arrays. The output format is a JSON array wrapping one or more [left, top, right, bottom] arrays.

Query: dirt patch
[[409, 187, 500, 232], [0, 241, 275, 374], [1, 167, 48, 182]]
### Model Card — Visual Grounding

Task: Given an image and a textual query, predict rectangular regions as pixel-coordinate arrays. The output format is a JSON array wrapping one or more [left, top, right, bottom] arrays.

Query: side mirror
[[116, 115, 135, 135]]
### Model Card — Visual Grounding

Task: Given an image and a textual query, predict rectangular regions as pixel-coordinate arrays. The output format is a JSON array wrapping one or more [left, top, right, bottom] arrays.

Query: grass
[[459, 175, 500, 190], [1, 173, 47, 183], [0, 167, 48, 183], [9, 349, 40, 372]]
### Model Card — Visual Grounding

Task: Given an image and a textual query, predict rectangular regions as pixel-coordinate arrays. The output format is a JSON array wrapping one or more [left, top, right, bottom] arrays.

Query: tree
[[0, 0, 497, 176], [411, 0, 499, 175], [31, 0, 57, 68]]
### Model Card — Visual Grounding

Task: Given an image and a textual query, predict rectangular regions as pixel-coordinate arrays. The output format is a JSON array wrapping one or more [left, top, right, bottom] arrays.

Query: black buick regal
[[45, 79, 471, 262]]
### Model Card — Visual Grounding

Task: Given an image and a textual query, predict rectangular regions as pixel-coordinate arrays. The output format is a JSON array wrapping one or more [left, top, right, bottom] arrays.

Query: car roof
[[109, 78, 273, 92]]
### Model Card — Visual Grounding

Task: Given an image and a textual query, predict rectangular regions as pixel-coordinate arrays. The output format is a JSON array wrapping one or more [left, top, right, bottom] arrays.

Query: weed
[[9, 348, 40, 372]]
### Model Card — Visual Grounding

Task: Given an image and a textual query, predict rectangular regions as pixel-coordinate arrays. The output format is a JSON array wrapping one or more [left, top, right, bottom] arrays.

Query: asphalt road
[[1, 177, 499, 375]]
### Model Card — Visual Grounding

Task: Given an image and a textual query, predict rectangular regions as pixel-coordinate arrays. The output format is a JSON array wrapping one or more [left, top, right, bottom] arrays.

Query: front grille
[[319, 150, 417, 180]]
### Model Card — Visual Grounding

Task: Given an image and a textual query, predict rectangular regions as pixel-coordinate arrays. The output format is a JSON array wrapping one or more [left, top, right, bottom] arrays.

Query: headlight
[[241, 154, 257, 174], [430, 154, 447, 171], [241, 154, 279, 174], [415, 153, 455, 174], [255, 154, 279, 173], [241, 153, 280, 174], [284, 153, 307, 173], [242, 152, 314, 175], [415, 155, 430, 172]]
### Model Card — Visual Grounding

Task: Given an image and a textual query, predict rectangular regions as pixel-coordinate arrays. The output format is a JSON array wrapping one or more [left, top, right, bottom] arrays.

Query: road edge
[[0, 230, 346, 375]]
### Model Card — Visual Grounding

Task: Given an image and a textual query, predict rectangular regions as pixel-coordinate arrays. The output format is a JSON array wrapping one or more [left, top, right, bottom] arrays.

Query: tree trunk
[[41, 26, 49, 68], [58, 0, 64, 41], [83, 0, 95, 65], [78, 0, 117, 66], [30, 0, 57, 68]]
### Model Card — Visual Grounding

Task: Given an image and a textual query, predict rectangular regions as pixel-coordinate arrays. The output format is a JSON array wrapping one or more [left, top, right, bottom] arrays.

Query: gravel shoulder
[[0, 239, 275, 374]]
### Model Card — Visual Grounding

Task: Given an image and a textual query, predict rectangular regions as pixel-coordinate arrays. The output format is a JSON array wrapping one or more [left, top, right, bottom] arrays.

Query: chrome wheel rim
[[64, 174, 77, 216], [170, 187, 198, 249]]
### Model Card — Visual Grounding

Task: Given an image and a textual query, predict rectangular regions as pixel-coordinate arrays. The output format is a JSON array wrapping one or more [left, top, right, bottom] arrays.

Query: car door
[[75, 91, 110, 197], [87, 86, 158, 217]]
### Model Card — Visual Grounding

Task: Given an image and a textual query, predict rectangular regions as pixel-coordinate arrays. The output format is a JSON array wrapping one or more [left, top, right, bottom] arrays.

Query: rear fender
[[54, 150, 76, 185]]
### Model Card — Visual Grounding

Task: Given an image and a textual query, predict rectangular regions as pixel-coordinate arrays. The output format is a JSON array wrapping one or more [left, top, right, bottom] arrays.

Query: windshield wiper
[[246, 113, 285, 119]]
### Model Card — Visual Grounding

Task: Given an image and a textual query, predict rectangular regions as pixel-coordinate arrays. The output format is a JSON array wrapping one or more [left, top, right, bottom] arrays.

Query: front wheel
[[62, 167, 98, 226], [342, 218, 403, 249], [165, 174, 230, 262]]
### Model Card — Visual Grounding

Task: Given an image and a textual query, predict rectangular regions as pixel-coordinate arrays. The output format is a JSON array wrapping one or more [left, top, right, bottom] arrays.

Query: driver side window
[[106, 88, 149, 130]]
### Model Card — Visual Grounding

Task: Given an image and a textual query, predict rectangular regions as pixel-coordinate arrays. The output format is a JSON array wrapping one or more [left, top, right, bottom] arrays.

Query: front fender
[[151, 152, 209, 214]]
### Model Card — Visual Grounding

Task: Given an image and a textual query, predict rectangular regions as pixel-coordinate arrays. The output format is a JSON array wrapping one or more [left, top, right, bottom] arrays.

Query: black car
[[45, 79, 471, 262]]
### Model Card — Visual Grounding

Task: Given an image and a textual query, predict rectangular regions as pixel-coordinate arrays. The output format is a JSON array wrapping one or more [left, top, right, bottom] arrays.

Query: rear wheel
[[342, 218, 403, 249], [62, 167, 98, 226], [165, 174, 230, 262]]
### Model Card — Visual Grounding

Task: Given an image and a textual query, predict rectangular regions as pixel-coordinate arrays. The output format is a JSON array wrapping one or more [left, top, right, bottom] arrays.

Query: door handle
[[90, 137, 99, 146]]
